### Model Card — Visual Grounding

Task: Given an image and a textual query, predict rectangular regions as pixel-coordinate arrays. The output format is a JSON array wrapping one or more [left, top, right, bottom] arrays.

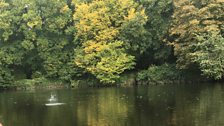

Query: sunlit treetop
[[73, 0, 147, 44], [73, 0, 147, 83]]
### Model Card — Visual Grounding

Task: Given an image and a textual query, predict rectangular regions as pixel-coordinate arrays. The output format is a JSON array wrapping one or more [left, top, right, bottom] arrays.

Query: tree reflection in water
[[0, 84, 224, 126]]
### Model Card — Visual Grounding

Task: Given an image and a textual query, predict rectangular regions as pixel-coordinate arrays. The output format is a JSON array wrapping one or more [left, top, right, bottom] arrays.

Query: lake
[[1, 83, 224, 126]]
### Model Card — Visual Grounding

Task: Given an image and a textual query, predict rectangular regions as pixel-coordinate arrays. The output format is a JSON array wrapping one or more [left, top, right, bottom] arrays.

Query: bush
[[137, 64, 181, 84], [0, 68, 14, 88], [16, 77, 47, 87], [31, 71, 43, 79], [15, 77, 65, 90]]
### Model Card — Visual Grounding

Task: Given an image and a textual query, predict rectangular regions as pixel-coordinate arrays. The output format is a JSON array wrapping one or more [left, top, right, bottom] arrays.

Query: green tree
[[0, 0, 76, 87], [136, 0, 174, 68], [189, 32, 224, 80], [168, 0, 224, 70], [73, 0, 147, 83]]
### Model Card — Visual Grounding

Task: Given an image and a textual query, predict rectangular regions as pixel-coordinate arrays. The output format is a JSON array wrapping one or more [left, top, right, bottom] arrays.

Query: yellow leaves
[[27, 20, 40, 28], [84, 41, 107, 53], [173, 43, 180, 51], [125, 8, 136, 20], [74, 0, 147, 45], [182, 5, 196, 11], [74, 0, 147, 40], [204, 25, 220, 32], [73, 3, 90, 20], [75, 61, 82, 66], [95, 28, 119, 41], [173, 0, 192, 7], [216, 0, 224, 3], [76, 20, 91, 33], [189, 19, 199, 25], [0, 1, 9, 8], [202, 20, 221, 25], [140, 9, 146, 19], [74, 2, 112, 38], [169, 0, 224, 69], [25, 14, 43, 29], [86, 67, 95, 73], [202, 20, 222, 33], [118, 0, 133, 8], [73, 0, 146, 83], [60, 5, 69, 13], [75, 40, 135, 83], [83, 41, 97, 53], [171, 0, 223, 39], [71, 0, 78, 5], [125, 8, 147, 21]]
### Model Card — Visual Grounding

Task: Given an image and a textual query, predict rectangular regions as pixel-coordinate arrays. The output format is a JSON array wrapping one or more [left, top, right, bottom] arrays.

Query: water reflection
[[0, 84, 224, 126]]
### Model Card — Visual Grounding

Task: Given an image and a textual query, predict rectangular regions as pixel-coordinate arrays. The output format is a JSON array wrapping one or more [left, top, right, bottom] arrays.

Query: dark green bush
[[0, 67, 14, 88], [137, 64, 181, 84]]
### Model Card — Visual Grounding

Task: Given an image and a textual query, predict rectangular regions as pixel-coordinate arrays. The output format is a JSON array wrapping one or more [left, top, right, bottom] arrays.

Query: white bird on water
[[45, 93, 65, 106], [48, 94, 57, 102]]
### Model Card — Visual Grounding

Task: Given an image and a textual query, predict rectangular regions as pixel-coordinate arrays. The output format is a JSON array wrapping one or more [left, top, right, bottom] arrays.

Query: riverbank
[[0, 65, 218, 91], [0, 77, 68, 91], [0, 76, 210, 91]]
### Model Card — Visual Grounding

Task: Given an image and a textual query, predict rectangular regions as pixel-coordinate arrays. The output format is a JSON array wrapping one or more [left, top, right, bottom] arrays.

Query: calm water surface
[[1, 83, 224, 126]]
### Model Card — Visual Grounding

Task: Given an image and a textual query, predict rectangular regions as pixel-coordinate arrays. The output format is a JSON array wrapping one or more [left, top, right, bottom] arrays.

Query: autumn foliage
[[0, 0, 224, 87]]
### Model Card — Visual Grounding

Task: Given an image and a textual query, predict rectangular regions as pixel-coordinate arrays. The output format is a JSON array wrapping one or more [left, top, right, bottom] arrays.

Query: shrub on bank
[[0, 68, 14, 88], [15, 77, 66, 90], [137, 64, 181, 85]]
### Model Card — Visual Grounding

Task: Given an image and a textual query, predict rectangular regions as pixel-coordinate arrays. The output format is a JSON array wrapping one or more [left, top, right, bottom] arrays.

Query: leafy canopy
[[0, 0, 76, 86], [189, 32, 224, 80], [168, 0, 224, 68], [167, 0, 224, 80], [73, 0, 147, 83]]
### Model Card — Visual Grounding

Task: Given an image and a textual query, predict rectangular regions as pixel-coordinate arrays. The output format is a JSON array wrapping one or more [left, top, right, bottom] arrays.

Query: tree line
[[0, 0, 223, 87]]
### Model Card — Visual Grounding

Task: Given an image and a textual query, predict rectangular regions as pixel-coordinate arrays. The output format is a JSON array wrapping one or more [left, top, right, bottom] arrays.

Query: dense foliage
[[73, 0, 147, 83], [168, 0, 224, 68], [167, 0, 224, 80], [137, 64, 180, 84], [0, 0, 223, 87], [190, 32, 224, 79]]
